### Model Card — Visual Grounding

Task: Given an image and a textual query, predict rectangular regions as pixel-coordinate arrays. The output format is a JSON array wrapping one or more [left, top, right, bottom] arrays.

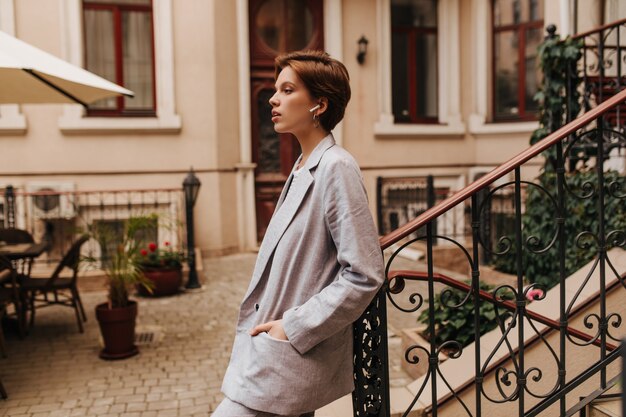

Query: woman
[[213, 50, 384, 417]]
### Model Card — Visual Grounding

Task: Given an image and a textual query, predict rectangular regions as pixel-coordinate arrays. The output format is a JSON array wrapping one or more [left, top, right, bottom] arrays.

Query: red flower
[[148, 242, 157, 252], [140, 249, 148, 256], [164, 241, 170, 247], [526, 288, 544, 301]]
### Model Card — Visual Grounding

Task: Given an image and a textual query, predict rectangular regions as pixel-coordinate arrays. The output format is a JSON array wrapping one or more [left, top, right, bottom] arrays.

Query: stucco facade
[[0, 0, 617, 257]]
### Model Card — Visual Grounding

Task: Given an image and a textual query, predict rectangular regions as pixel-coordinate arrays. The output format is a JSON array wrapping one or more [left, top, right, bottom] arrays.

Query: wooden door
[[249, 0, 324, 242]]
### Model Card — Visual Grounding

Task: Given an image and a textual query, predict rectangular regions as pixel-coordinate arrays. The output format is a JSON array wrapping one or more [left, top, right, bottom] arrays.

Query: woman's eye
[[284, 89, 293, 94]]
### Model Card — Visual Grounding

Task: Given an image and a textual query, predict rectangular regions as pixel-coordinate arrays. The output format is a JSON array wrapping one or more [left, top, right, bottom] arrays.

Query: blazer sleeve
[[282, 156, 384, 355]]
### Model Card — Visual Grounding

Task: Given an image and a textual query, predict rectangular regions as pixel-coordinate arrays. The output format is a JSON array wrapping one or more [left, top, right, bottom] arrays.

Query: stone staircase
[[318, 249, 626, 417]]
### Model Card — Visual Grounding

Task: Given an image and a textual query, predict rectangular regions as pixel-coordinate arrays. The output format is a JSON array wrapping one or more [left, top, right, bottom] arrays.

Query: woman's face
[[269, 66, 319, 136]]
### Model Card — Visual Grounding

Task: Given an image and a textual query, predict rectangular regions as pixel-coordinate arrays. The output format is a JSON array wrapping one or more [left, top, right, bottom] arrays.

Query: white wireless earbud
[[309, 104, 321, 113]]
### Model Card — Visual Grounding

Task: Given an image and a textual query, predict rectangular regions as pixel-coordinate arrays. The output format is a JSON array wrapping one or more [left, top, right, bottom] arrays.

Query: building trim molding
[[324, 0, 344, 146], [236, 0, 257, 251]]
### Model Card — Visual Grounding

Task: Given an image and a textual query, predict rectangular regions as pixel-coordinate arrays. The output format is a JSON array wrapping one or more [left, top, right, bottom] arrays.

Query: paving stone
[[93, 397, 116, 407], [86, 405, 111, 415], [126, 402, 147, 413], [16, 398, 43, 407], [109, 404, 127, 413], [105, 388, 135, 397], [147, 400, 179, 411], [0, 252, 416, 416], [2, 406, 29, 415], [154, 411, 177, 417], [48, 410, 71, 417], [114, 394, 146, 404]]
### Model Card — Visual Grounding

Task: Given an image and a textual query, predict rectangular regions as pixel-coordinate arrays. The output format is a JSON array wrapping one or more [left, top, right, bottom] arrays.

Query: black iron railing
[[569, 17, 626, 129], [353, 62, 626, 417], [376, 174, 521, 263], [376, 175, 439, 238], [0, 186, 188, 267]]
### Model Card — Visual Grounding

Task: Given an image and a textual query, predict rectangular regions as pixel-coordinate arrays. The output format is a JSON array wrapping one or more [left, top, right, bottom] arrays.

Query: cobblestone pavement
[[0, 252, 432, 416]]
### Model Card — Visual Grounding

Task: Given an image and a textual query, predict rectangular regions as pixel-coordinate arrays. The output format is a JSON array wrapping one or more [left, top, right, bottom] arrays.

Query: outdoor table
[[0, 242, 48, 261], [0, 242, 47, 337]]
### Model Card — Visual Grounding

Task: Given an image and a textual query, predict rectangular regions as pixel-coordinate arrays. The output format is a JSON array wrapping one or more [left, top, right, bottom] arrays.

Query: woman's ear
[[316, 97, 329, 115]]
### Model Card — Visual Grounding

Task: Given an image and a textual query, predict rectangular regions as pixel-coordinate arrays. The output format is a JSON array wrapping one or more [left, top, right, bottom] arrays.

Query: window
[[391, 0, 438, 124], [94, 218, 158, 263], [83, 0, 155, 116], [492, 0, 544, 121]]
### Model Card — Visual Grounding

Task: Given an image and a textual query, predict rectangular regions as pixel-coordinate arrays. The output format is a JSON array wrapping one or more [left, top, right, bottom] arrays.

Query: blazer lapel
[[243, 135, 336, 302], [274, 155, 301, 212]]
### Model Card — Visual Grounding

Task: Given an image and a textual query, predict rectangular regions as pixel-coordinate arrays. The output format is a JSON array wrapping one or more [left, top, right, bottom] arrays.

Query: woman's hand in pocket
[[250, 319, 288, 341]]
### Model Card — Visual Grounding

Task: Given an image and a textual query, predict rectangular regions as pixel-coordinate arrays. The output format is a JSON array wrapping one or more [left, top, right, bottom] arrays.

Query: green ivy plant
[[418, 281, 514, 348], [493, 29, 625, 289], [531, 28, 583, 172]]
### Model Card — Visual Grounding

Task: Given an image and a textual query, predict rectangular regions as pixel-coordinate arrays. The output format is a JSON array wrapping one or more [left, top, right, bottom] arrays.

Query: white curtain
[[85, 9, 117, 109], [122, 10, 154, 109], [84, 5, 154, 110]]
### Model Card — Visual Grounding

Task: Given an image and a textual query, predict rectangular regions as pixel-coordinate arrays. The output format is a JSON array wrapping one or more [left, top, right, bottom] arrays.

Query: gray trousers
[[212, 397, 315, 417]]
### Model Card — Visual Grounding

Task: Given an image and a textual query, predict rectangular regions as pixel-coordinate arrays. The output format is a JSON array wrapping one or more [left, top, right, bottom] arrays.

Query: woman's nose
[[269, 92, 278, 106]]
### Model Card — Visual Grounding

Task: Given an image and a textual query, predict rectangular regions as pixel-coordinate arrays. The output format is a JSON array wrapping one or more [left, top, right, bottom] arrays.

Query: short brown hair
[[275, 50, 351, 132]]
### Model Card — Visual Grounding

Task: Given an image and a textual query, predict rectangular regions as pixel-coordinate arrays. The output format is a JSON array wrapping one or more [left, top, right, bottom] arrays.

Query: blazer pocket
[[264, 332, 291, 344], [245, 332, 310, 382]]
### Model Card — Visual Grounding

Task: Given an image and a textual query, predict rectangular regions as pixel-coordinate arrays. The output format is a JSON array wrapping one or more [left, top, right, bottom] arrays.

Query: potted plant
[[135, 240, 184, 297], [89, 216, 154, 360]]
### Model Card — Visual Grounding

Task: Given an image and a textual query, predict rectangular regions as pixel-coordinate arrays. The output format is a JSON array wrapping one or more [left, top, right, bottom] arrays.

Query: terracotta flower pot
[[95, 301, 138, 360], [138, 267, 183, 297]]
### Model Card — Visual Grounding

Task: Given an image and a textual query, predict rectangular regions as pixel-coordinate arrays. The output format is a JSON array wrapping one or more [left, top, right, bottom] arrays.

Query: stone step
[[589, 397, 622, 417], [317, 388, 422, 417]]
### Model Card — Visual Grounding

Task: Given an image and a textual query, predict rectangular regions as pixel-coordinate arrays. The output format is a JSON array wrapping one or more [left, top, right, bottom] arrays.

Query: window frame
[[82, 0, 157, 117], [375, 0, 465, 138], [491, 0, 544, 122], [390, 0, 439, 124], [58, 0, 180, 133]]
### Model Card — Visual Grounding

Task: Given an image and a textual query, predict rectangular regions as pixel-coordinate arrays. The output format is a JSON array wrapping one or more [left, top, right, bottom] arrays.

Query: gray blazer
[[221, 135, 384, 415]]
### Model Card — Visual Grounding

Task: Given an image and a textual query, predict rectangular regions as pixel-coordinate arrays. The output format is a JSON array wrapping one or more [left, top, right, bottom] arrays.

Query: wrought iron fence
[[0, 185, 187, 267], [353, 68, 626, 417], [376, 175, 523, 264], [569, 17, 626, 131]]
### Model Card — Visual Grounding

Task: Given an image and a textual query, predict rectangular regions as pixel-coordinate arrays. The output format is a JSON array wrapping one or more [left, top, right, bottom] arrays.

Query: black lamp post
[[183, 167, 201, 289]]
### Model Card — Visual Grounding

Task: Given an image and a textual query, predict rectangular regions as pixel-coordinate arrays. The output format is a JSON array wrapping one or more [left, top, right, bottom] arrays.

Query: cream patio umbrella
[[0, 30, 133, 106]]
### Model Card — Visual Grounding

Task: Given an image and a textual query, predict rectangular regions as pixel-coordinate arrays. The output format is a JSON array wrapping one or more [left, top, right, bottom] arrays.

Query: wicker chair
[[0, 254, 25, 338], [20, 236, 89, 333], [0, 256, 18, 399]]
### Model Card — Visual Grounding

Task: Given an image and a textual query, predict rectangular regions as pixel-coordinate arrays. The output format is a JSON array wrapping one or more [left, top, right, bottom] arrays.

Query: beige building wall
[[0, 0, 242, 256], [0, 0, 616, 257]]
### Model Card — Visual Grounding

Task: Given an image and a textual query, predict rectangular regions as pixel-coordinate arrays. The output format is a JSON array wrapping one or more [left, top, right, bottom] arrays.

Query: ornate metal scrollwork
[[353, 289, 389, 417]]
